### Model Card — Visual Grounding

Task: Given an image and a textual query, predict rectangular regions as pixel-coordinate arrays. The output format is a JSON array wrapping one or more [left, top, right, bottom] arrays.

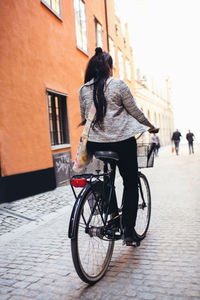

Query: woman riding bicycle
[[79, 47, 158, 245]]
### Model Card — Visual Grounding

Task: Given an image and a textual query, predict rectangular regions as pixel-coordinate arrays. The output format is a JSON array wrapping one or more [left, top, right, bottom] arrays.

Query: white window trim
[[108, 36, 116, 67], [126, 58, 131, 81], [74, 0, 89, 55], [51, 144, 71, 150], [95, 18, 103, 48], [41, 0, 62, 21], [118, 48, 124, 80]]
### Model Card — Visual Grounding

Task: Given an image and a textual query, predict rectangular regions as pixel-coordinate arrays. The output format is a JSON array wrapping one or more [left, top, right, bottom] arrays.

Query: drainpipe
[[104, 0, 109, 51]]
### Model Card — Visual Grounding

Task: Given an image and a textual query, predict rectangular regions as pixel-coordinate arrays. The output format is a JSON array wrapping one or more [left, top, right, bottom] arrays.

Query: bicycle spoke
[[71, 186, 114, 283], [135, 173, 151, 239]]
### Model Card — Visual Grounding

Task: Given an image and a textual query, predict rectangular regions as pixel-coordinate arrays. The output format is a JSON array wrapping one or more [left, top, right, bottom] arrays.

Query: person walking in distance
[[171, 129, 182, 155], [151, 133, 160, 156], [186, 130, 195, 154]]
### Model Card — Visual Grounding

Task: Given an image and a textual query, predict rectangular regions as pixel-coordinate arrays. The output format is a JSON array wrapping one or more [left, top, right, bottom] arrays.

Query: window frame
[[115, 23, 119, 36], [125, 58, 131, 81], [114, 0, 120, 19], [46, 90, 70, 149], [41, 0, 62, 21], [118, 48, 124, 80], [108, 36, 116, 67], [94, 18, 103, 48], [74, 0, 88, 55]]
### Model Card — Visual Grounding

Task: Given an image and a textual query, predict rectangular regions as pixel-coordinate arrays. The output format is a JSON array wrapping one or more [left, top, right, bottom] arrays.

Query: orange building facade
[[0, 0, 135, 202]]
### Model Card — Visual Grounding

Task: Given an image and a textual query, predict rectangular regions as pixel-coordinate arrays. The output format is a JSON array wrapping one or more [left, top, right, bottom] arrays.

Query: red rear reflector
[[70, 178, 87, 188]]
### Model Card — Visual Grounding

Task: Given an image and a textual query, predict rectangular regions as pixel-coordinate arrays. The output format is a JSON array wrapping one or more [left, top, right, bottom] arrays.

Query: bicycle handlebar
[[148, 128, 159, 134], [136, 128, 160, 140]]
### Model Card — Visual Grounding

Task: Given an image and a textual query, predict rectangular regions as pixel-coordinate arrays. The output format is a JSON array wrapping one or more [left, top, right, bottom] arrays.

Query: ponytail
[[84, 47, 113, 128]]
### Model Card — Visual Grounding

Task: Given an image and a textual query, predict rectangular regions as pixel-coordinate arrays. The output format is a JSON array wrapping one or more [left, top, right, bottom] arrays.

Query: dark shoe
[[124, 228, 140, 245]]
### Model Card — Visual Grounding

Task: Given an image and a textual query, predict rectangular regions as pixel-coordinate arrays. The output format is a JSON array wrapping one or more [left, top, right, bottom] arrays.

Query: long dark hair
[[84, 47, 113, 128]]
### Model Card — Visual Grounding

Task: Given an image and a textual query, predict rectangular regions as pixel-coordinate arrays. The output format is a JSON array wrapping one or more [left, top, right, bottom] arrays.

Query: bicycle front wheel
[[71, 183, 114, 284], [135, 172, 151, 240]]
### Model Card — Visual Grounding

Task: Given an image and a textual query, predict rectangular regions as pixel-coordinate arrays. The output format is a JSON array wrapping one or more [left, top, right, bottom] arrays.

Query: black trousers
[[87, 137, 138, 229], [174, 140, 180, 154], [188, 141, 194, 154]]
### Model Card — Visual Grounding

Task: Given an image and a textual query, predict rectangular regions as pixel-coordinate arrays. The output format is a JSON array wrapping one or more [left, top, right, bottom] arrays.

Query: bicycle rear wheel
[[135, 172, 151, 240], [71, 183, 114, 284]]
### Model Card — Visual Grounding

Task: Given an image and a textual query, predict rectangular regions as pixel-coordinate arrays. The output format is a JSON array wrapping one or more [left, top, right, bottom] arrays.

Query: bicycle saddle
[[95, 151, 119, 162]]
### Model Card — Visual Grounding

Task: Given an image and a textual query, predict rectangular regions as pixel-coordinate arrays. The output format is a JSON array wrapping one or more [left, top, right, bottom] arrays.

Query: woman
[[79, 47, 158, 244]]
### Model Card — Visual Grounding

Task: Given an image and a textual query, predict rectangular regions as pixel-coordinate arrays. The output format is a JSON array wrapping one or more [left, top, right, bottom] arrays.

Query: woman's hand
[[148, 127, 159, 134], [145, 121, 160, 134]]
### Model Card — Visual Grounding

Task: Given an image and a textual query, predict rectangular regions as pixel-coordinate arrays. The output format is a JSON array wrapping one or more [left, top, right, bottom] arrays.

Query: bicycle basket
[[137, 143, 154, 168]]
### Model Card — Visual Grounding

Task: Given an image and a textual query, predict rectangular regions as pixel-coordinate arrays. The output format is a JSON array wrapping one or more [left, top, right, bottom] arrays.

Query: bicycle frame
[[68, 162, 117, 239], [69, 166, 149, 241], [138, 171, 146, 208]]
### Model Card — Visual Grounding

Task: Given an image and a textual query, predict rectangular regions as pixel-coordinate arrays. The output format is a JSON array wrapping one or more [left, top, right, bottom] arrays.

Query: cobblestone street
[[0, 144, 200, 300]]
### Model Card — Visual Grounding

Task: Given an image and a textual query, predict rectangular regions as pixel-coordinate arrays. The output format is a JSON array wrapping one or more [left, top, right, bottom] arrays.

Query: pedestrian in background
[[186, 130, 195, 154], [151, 133, 160, 156], [171, 129, 182, 155]]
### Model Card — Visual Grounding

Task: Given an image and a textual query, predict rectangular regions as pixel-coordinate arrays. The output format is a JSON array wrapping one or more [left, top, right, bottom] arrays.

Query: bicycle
[[68, 138, 154, 284]]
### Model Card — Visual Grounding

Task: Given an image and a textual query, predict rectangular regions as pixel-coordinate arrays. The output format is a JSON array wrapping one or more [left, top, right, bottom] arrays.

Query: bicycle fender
[[68, 185, 90, 239], [68, 180, 103, 239]]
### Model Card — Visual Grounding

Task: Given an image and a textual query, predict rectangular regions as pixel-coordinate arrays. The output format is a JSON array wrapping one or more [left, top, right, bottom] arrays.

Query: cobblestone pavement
[[0, 143, 200, 300], [0, 185, 74, 236]]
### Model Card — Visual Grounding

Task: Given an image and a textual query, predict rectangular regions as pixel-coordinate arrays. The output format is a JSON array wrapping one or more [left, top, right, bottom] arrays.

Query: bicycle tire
[[134, 172, 151, 240], [71, 182, 115, 284]]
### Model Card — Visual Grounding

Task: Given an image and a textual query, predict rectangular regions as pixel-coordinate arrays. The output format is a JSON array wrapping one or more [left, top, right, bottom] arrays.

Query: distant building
[[134, 71, 174, 145]]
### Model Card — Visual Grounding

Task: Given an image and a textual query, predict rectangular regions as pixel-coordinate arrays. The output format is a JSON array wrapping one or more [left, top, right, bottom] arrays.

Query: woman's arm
[[120, 81, 157, 131]]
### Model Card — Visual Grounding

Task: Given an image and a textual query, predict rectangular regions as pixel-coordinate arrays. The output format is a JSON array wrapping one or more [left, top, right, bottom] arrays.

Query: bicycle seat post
[[104, 161, 108, 174]]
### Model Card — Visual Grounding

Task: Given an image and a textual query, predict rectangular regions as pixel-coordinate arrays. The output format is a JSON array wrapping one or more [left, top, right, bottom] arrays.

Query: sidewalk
[[1, 144, 200, 300], [0, 183, 73, 238]]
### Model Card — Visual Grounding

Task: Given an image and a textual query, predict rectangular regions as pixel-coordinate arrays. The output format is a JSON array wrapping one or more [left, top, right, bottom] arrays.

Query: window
[[114, 0, 120, 19], [95, 19, 103, 48], [41, 0, 61, 18], [47, 91, 70, 146], [115, 23, 119, 36], [136, 68, 141, 81], [108, 37, 115, 66], [154, 112, 157, 126], [118, 49, 124, 79], [74, 0, 88, 53], [147, 110, 151, 120], [125, 58, 131, 81]]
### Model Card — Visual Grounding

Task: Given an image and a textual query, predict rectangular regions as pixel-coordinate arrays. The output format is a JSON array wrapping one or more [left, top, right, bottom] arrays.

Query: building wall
[[134, 81, 174, 145], [106, 0, 135, 91], [0, 0, 174, 202], [0, 0, 134, 202], [0, 0, 106, 201]]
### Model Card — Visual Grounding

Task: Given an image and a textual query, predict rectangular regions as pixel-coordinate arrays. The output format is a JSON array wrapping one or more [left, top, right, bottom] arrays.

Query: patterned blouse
[[79, 77, 150, 143]]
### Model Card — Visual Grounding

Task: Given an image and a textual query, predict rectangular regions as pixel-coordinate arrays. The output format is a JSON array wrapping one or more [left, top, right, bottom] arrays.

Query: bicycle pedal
[[113, 232, 122, 240]]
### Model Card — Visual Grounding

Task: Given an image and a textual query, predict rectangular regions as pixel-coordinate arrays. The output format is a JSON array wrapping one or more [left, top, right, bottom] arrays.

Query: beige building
[[133, 74, 174, 145], [109, 0, 174, 146]]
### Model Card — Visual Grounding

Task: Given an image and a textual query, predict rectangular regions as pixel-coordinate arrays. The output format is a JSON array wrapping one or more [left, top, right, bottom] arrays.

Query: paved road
[[0, 143, 200, 300]]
